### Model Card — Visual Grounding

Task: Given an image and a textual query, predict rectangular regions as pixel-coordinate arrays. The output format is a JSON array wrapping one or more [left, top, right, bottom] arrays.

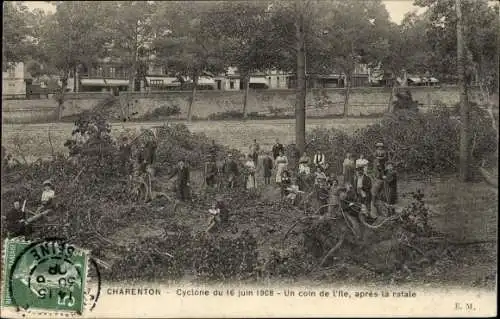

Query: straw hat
[[375, 142, 384, 147], [43, 179, 53, 187]]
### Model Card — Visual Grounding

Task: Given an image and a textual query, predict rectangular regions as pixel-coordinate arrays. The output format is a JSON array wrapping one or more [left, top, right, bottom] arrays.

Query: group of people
[[237, 139, 398, 220], [4, 179, 56, 238]]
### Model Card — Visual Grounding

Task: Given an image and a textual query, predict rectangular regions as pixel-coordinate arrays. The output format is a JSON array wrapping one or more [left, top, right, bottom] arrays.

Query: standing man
[[383, 163, 398, 205], [119, 136, 132, 175], [169, 160, 190, 202], [354, 166, 375, 219], [249, 139, 260, 167], [223, 154, 239, 189], [272, 139, 284, 160], [262, 152, 273, 185], [313, 151, 327, 171]]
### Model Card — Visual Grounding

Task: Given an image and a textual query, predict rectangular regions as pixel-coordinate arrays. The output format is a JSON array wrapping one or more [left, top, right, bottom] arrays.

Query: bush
[[306, 105, 497, 176], [142, 104, 181, 120], [207, 111, 269, 121]]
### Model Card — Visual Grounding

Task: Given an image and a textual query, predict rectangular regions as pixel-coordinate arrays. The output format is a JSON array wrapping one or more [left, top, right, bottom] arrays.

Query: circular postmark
[[4, 237, 101, 315]]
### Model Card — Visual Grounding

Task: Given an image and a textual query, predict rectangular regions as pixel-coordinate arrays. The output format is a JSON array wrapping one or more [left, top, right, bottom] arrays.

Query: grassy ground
[[1, 119, 497, 287], [1, 118, 376, 162]]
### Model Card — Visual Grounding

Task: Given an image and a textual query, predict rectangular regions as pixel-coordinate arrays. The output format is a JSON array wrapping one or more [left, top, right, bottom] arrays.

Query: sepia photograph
[[1, 0, 498, 317]]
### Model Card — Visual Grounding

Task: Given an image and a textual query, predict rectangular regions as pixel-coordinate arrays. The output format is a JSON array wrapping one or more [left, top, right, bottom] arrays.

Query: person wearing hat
[[373, 142, 387, 171], [40, 180, 56, 211], [355, 154, 369, 175], [168, 160, 190, 202]]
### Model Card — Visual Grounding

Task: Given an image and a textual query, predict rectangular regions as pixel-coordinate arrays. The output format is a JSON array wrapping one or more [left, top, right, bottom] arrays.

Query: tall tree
[[40, 2, 109, 119], [415, 0, 499, 178], [153, 1, 225, 122], [102, 1, 157, 92], [203, 1, 277, 118], [2, 2, 35, 70], [312, 0, 391, 117], [377, 14, 431, 111]]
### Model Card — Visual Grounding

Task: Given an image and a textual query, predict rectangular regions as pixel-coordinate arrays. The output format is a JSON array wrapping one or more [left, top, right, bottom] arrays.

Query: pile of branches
[[306, 104, 497, 176]]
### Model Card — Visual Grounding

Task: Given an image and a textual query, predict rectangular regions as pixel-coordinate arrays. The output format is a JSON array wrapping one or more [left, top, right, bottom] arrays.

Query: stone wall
[[2, 93, 112, 123], [124, 86, 481, 118], [2, 86, 481, 123]]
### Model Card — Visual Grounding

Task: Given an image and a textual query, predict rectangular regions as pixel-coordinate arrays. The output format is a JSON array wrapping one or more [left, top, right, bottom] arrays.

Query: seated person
[[3, 199, 31, 238], [285, 178, 303, 205], [39, 180, 56, 212], [280, 170, 292, 199], [206, 198, 229, 233], [298, 152, 311, 175], [314, 168, 327, 186], [339, 183, 358, 216]]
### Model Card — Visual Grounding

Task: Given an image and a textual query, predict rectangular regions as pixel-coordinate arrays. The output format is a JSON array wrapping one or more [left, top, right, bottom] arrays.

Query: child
[[285, 177, 303, 205], [206, 198, 228, 233], [280, 170, 292, 199]]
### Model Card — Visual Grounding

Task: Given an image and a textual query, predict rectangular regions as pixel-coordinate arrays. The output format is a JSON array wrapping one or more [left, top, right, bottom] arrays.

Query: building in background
[[2, 62, 32, 98]]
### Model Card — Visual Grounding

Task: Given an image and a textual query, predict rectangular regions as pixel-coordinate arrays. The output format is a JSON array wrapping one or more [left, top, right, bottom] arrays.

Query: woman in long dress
[[275, 151, 288, 184], [245, 155, 257, 189]]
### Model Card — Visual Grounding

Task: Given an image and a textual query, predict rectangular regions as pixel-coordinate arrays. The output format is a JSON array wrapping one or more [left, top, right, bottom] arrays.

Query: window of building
[[230, 81, 235, 89], [8, 67, 16, 78], [151, 80, 163, 87], [110, 67, 116, 78]]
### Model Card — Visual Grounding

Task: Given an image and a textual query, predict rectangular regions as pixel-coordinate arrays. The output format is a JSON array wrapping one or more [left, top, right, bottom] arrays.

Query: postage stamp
[[2, 238, 89, 315]]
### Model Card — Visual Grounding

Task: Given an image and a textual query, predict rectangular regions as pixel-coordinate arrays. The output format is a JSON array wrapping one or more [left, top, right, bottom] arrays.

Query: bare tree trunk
[[295, 1, 306, 155], [387, 82, 395, 113], [242, 74, 250, 119], [57, 75, 68, 121], [187, 74, 198, 122], [73, 66, 77, 92], [456, 0, 471, 182], [343, 73, 351, 117]]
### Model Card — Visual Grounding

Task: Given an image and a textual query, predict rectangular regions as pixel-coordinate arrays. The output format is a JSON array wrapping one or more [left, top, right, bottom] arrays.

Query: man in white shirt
[[313, 152, 327, 170], [355, 155, 369, 174]]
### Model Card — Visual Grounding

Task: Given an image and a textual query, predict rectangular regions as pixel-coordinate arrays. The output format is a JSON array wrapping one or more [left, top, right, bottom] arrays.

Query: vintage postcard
[[1, 0, 497, 317]]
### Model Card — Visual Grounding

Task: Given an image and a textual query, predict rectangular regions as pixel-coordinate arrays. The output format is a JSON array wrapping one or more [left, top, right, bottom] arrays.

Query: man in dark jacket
[[119, 136, 132, 175], [169, 160, 190, 201], [223, 154, 239, 189], [383, 163, 398, 205], [4, 199, 31, 237], [354, 166, 375, 218], [272, 139, 284, 160]]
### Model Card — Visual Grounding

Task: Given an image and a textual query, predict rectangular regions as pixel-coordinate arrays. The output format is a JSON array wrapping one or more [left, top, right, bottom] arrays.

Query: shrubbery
[[306, 105, 497, 176], [141, 104, 181, 120]]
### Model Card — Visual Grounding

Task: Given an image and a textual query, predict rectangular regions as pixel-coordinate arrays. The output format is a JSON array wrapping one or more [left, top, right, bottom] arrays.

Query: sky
[[21, 1, 425, 24]]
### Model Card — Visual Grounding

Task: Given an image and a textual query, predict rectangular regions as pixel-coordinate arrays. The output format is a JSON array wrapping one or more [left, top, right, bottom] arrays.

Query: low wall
[[2, 87, 481, 123], [123, 86, 481, 118], [2, 94, 112, 123]]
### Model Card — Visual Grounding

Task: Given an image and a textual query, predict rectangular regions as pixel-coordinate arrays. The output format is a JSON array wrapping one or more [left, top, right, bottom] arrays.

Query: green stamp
[[2, 238, 88, 314]]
